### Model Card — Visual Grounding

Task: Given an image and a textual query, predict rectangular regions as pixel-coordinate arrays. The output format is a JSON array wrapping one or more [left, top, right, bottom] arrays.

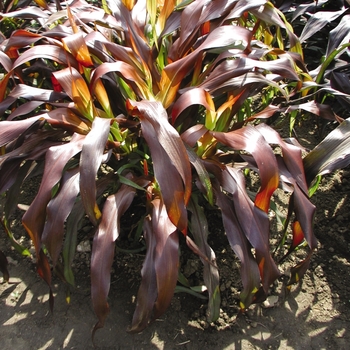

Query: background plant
[[1, 0, 350, 339]]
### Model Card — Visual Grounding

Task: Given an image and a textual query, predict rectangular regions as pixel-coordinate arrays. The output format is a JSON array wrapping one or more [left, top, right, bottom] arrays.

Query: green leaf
[[63, 198, 86, 287], [118, 174, 147, 192], [128, 216, 157, 333], [316, 43, 350, 85], [188, 196, 220, 321], [308, 175, 321, 198], [174, 285, 208, 300]]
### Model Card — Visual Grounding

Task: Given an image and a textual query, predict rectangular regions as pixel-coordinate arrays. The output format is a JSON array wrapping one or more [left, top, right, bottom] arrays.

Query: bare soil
[[1, 121, 350, 350]]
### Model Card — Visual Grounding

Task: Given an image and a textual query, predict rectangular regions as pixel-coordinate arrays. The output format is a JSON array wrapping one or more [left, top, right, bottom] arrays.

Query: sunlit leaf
[[93, 79, 113, 118], [72, 76, 96, 121], [62, 33, 94, 67], [127, 100, 191, 233], [22, 133, 85, 258], [291, 221, 305, 251], [171, 87, 212, 124], [221, 166, 280, 295], [291, 0, 328, 22], [0, 6, 49, 19], [34, 0, 49, 10], [276, 157, 317, 251], [42, 167, 80, 267], [299, 9, 346, 44], [326, 14, 350, 57], [211, 126, 279, 213], [0, 50, 13, 72], [90, 61, 151, 100], [157, 0, 176, 34], [303, 117, 350, 186], [159, 25, 252, 108], [80, 117, 111, 226], [11, 45, 79, 71]]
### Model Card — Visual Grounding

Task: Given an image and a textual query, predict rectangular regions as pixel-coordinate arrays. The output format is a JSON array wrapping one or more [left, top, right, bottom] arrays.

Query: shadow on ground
[[1, 236, 349, 350]]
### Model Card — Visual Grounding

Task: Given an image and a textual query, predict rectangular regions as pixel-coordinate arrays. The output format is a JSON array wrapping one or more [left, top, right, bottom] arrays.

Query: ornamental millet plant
[[1, 0, 350, 337]]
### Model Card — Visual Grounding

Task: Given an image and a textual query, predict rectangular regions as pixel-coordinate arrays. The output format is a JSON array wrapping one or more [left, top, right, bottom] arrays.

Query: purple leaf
[[129, 217, 157, 333], [42, 167, 80, 267], [127, 100, 191, 233], [37, 249, 54, 313], [221, 166, 280, 294], [160, 25, 252, 107], [291, 0, 328, 22], [303, 117, 350, 185], [153, 205, 179, 320], [211, 125, 279, 213], [4, 84, 66, 109], [213, 180, 261, 308], [8, 101, 45, 119], [285, 101, 339, 121], [0, 51, 13, 72], [22, 133, 85, 258], [80, 117, 111, 226], [256, 123, 308, 194], [91, 182, 135, 338], [12, 45, 79, 71], [0, 117, 45, 147], [327, 14, 350, 56], [172, 87, 213, 124], [299, 9, 347, 44], [0, 7, 49, 19], [226, 0, 266, 19], [130, 198, 178, 332], [90, 61, 149, 99], [277, 157, 317, 251]]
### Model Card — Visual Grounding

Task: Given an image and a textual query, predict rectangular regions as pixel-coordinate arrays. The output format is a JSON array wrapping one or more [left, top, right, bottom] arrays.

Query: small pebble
[[6, 256, 18, 265], [262, 295, 279, 308], [77, 240, 91, 252]]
